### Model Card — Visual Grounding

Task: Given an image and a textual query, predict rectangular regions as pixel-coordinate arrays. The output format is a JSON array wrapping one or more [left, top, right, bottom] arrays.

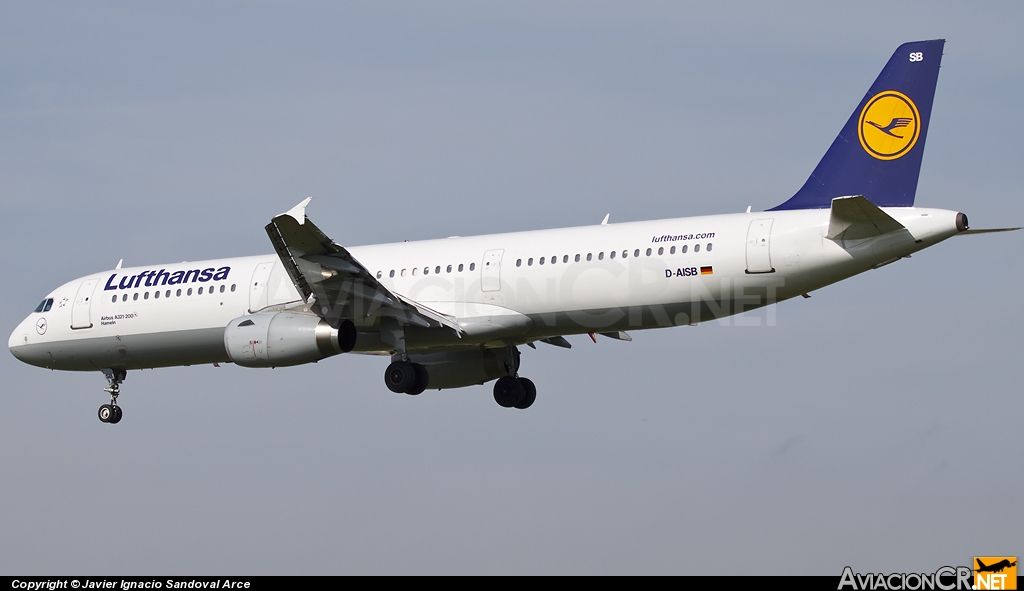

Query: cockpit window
[[34, 300, 46, 313], [34, 298, 53, 313]]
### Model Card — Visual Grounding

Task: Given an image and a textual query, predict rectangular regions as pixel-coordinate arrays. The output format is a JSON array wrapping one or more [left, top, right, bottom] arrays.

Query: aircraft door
[[71, 278, 99, 329], [745, 219, 775, 274], [481, 249, 503, 292], [248, 262, 275, 312]]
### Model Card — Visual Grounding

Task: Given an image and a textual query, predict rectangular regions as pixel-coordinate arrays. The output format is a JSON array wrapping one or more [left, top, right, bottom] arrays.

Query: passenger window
[[574, 254, 580, 262], [187, 288, 193, 296], [423, 267, 429, 275], [550, 255, 556, 264], [412, 268, 418, 276], [682, 245, 688, 253], [231, 284, 236, 292], [376, 271, 382, 279], [516, 259, 522, 267], [646, 248, 652, 256], [694, 244, 700, 252], [528, 258, 533, 266], [622, 250, 628, 258], [563, 255, 569, 263], [144, 292, 150, 300], [176, 289, 182, 297], [111, 295, 117, 304], [539, 257, 545, 265], [155, 291, 160, 299], [469, 263, 475, 271], [707, 243, 713, 252], [198, 287, 203, 295], [401, 269, 407, 277], [447, 265, 452, 273], [122, 294, 128, 302], [458, 264, 464, 272], [219, 285, 225, 294], [435, 266, 441, 274], [389, 270, 395, 278], [609, 251, 615, 259], [634, 249, 640, 257], [658, 247, 664, 255], [133, 293, 139, 301], [670, 246, 676, 254], [167, 290, 172, 298], [586, 253, 592, 261]]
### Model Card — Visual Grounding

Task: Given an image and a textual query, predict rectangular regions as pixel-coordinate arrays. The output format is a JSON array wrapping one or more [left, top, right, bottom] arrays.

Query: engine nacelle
[[224, 312, 355, 368], [408, 349, 516, 390]]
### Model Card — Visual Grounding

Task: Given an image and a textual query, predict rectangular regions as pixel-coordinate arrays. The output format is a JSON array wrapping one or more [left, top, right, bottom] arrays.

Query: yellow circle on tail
[[858, 91, 920, 160]]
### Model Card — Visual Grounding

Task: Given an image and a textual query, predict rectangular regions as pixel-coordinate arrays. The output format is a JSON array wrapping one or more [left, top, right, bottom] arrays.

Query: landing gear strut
[[492, 346, 536, 409], [98, 369, 126, 424]]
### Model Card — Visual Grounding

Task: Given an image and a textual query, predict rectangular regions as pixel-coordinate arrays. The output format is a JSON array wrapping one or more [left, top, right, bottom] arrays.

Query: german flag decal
[[700, 266, 713, 275]]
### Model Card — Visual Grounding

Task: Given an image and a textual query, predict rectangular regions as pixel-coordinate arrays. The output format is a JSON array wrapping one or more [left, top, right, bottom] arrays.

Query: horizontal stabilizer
[[826, 196, 906, 241]]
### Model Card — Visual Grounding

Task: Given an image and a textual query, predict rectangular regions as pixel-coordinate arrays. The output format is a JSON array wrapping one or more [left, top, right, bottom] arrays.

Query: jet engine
[[224, 312, 356, 368]]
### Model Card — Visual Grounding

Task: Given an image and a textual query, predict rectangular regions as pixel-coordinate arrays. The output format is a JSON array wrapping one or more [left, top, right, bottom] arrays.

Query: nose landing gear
[[98, 369, 126, 424]]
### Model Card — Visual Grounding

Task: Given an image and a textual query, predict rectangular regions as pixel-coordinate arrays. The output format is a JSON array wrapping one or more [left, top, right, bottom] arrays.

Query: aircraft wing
[[265, 198, 462, 335]]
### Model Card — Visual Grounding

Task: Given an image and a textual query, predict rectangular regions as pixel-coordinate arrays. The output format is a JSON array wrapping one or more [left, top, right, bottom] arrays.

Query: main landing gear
[[98, 369, 126, 424], [382, 345, 537, 409], [384, 360, 429, 395], [493, 376, 536, 409]]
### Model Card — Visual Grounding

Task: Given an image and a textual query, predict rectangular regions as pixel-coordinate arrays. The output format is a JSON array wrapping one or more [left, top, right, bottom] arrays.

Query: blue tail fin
[[770, 40, 944, 210]]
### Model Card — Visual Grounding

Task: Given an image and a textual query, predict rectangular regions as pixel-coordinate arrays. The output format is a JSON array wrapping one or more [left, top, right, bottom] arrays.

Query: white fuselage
[[8, 207, 961, 372]]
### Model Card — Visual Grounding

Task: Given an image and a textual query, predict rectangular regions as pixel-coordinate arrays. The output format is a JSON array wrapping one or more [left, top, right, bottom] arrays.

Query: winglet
[[115, 259, 123, 270], [601, 213, 610, 226], [281, 197, 313, 225]]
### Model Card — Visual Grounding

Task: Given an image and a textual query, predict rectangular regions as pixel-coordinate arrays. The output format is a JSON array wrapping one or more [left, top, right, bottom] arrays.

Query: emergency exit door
[[745, 219, 775, 274]]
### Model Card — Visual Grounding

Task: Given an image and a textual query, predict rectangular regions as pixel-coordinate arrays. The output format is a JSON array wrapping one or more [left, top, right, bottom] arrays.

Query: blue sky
[[1, 1, 1021, 574]]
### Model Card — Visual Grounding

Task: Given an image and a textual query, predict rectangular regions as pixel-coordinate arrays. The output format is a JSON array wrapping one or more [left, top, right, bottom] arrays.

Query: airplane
[[8, 39, 1018, 423], [976, 559, 1017, 574]]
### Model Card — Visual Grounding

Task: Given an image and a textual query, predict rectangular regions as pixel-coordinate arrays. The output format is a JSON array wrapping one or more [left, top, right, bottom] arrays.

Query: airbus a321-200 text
[[9, 40, 1017, 423]]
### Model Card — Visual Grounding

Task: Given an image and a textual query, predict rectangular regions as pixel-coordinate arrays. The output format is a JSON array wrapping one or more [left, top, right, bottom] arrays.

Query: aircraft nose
[[9, 317, 32, 362]]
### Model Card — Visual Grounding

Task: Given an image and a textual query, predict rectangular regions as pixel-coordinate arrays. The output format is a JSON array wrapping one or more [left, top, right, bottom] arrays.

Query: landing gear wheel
[[99, 369, 126, 424], [385, 361, 416, 394], [406, 363, 428, 395], [493, 375, 525, 408], [514, 377, 536, 409]]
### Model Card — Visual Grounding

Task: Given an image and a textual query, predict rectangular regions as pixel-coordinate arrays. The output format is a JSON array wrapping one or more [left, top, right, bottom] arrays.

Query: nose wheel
[[98, 404, 122, 424], [99, 369, 126, 424]]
